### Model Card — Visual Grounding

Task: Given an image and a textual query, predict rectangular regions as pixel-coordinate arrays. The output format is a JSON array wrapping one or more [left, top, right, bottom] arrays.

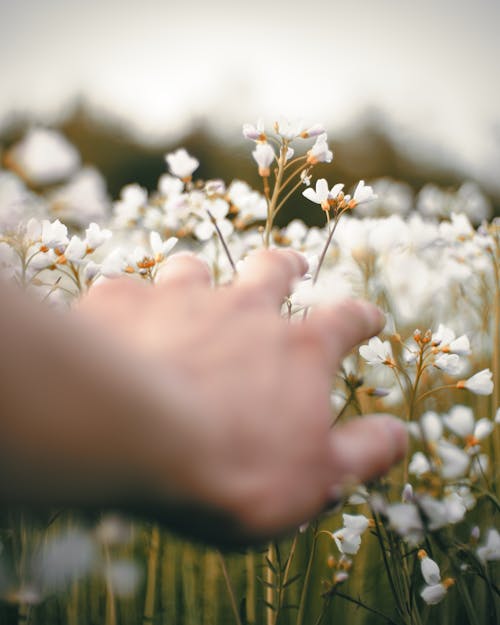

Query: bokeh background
[[1, 0, 499, 216]]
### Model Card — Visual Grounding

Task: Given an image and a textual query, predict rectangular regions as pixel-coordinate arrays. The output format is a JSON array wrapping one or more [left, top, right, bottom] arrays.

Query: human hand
[[77, 249, 407, 545]]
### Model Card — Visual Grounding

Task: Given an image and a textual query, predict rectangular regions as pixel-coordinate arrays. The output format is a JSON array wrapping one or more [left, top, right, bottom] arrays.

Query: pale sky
[[1, 0, 499, 187]]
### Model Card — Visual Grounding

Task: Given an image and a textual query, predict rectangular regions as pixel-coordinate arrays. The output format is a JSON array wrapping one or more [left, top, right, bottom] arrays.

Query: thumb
[[327, 415, 408, 498]]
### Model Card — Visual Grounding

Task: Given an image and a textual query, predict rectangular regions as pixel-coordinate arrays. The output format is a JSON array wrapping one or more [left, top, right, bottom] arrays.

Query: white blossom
[[352, 180, 376, 205], [418, 550, 441, 585], [457, 369, 494, 395], [476, 528, 500, 563], [165, 149, 199, 180], [242, 119, 265, 141], [359, 337, 394, 366], [8, 128, 80, 185], [306, 133, 333, 165], [252, 143, 275, 177], [420, 582, 451, 605]]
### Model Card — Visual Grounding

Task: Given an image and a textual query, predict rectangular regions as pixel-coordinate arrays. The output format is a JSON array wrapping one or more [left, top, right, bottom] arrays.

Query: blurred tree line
[[1, 103, 498, 224]]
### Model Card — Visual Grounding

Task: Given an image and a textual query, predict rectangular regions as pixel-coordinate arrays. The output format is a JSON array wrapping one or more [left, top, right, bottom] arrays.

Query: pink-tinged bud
[[252, 143, 275, 177], [242, 120, 266, 141], [300, 123, 326, 138], [306, 134, 333, 165]]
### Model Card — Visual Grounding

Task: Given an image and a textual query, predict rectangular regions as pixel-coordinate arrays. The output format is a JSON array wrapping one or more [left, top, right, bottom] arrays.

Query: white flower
[[149, 231, 178, 262], [332, 528, 361, 555], [85, 223, 112, 251], [113, 184, 148, 226], [165, 149, 199, 180], [495, 407, 500, 424], [432, 324, 471, 355], [343, 514, 371, 533], [9, 128, 80, 185], [275, 118, 303, 140], [359, 336, 394, 366], [332, 514, 371, 555], [420, 581, 453, 605], [252, 143, 275, 177], [300, 123, 326, 138], [436, 440, 470, 479], [303, 180, 344, 213], [443, 405, 493, 447], [41, 219, 69, 250], [100, 249, 128, 278], [158, 174, 184, 197], [457, 369, 494, 395], [384, 503, 424, 544], [352, 180, 376, 205], [64, 236, 86, 263], [418, 550, 441, 585], [306, 133, 333, 164], [48, 167, 110, 227], [442, 405, 474, 438], [408, 452, 431, 477], [476, 528, 500, 563], [242, 119, 265, 141], [408, 411, 443, 442], [419, 493, 467, 529], [433, 353, 462, 375]]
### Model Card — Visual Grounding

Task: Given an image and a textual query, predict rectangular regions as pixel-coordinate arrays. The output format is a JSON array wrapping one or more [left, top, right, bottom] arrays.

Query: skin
[[0, 249, 407, 546]]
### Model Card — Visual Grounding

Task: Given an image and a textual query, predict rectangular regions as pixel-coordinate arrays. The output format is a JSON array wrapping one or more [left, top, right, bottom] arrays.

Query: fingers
[[327, 415, 408, 498], [303, 299, 385, 366], [235, 249, 308, 306], [156, 253, 212, 290]]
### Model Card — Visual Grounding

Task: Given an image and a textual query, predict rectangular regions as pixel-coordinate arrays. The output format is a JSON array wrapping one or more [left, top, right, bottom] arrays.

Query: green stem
[[296, 522, 318, 625], [217, 551, 243, 625], [331, 591, 399, 625]]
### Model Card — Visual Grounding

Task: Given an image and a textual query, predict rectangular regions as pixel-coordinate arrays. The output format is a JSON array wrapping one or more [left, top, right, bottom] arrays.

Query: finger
[[304, 299, 385, 366], [327, 415, 408, 499], [156, 253, 212, 290], [235, 249, 308, 306]]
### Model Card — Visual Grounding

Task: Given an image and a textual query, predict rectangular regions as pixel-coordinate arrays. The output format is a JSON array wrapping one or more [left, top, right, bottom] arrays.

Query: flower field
[[0, 121, 498, 624]]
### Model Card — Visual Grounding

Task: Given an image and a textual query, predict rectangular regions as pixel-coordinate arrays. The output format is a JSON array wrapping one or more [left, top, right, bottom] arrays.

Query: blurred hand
[[77, 249, 407, 545]]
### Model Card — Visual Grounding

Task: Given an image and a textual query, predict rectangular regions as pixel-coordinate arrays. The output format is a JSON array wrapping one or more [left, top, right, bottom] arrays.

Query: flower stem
[[296, 522, 318, 625], [217, 551, 243, 625]]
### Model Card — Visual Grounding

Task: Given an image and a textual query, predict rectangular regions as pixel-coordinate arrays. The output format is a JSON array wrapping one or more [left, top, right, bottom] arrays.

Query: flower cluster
[[0, 120, 498, 624]]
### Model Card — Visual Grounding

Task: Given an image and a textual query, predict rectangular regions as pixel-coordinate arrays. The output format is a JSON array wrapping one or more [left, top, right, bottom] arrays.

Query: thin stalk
[[273, 178, 307, 219], [274, 534, 299, 625], [296, 522, 318, 625], [331, 591, 399, 625], [206, 209, 238, 275], [312, 208, 350, 285], [455, 575, 481, 625], [491, 243, 500, 462], [264, 142, 289, 247], [282, 155, 307, 174], [245, 551, 256, 625], [142, 525, 160, 625], [104, 545, 117, 625], [415, 384, 457, 405], [265, 542, 276, 625], [217, 551, 243, 625], [371, 511, 408, 624], [312, 596, 331, 625]]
